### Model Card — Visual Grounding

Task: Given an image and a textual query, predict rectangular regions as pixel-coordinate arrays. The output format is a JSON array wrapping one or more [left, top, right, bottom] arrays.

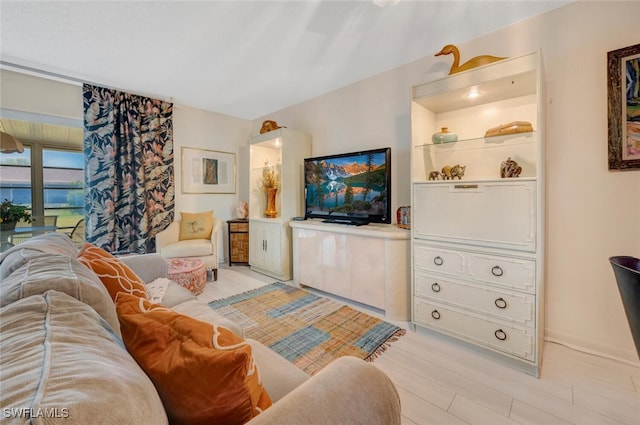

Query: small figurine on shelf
[[441, 164, 466, 180], [431, 127, 458, 144], [260, 120, 285, 134], [428, 171, 442, 180], [485, 121, 533, 137], [435, 44, 507, 75], [500, 157, 522, 178], [235, 201, 248, 219]]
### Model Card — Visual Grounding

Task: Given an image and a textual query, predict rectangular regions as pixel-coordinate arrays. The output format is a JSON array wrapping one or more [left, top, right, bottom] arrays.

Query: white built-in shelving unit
[[249, 128, 311, 281], [410, 51, 545, 376]]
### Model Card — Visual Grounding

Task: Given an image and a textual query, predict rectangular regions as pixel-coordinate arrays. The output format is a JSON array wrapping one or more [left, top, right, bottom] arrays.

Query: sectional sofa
[[0, 232, 401, 424]]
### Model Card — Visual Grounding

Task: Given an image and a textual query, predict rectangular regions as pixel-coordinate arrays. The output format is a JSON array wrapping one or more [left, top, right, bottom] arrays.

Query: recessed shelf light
[[465, 89, 482, 99]]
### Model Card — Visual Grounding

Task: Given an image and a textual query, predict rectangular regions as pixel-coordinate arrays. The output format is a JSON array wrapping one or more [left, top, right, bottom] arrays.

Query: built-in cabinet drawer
[[467, 252, 535, 292], [414, 245, 465, 277], [413, 181, 536, 252], [414, 299, 535, 361], [414, 272, 535, 326], [414, 243, 536, 293]]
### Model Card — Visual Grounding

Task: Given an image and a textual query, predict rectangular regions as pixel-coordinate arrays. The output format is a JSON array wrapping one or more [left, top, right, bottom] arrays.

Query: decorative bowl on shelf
[[432, 127, 458, 144]]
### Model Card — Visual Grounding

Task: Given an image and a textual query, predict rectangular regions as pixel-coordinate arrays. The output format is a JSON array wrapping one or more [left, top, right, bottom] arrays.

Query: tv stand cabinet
[[289, 220, 410, 321]]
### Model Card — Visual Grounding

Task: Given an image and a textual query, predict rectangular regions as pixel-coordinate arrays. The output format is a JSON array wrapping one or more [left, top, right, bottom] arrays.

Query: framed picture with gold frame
[[608, 43, 640, 170], [181, 147, 236, 193]]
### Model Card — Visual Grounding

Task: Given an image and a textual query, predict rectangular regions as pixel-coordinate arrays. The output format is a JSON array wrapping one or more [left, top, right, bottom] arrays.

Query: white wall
[[172, 106, 250, 261], [0, 69, 83, 126], [252, 1, 640, 363]]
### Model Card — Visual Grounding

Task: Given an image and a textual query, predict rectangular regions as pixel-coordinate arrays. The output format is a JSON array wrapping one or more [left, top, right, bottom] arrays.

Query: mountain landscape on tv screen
[[305, 154, 387, 216]]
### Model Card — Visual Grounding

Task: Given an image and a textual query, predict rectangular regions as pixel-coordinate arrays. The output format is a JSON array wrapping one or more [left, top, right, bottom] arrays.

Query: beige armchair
[[156, 217, 222, 281]]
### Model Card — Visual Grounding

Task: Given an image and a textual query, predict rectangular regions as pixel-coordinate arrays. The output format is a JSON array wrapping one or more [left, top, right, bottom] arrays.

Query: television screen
[[304, 147, 391, 225]]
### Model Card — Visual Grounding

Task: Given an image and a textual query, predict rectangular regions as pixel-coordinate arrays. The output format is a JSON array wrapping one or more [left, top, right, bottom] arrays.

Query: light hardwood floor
[[201, 266, 640, 425]]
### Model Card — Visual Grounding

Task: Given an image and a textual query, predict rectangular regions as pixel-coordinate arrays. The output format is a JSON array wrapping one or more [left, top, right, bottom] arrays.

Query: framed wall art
[[181, 147, 236, 193], [607, 43, 640, 170]]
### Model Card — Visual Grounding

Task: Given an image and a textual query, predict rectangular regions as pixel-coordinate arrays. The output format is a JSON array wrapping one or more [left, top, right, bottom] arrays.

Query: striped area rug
[[208, 282, 405, 375]]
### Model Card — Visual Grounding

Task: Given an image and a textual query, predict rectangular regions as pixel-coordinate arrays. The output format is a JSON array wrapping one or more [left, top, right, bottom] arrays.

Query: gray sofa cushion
[[0, 252, 120, 336], [0, 232, 78, 280], [0, 291, 168, 425], [119, 253, 169, 284]]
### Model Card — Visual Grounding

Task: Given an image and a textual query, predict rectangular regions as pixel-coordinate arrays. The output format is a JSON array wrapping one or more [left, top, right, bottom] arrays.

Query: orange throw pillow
[[115, 294, 272, 425], [78, 243, 148, 301]]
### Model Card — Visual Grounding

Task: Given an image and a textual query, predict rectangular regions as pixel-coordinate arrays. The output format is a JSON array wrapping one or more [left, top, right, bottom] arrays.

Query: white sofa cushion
[[0, 291, 168, 425], [161, 239, 214, 257], [247, 339, 310, 402], [158, 281, 197, 307], [171, 298, 245, 338]]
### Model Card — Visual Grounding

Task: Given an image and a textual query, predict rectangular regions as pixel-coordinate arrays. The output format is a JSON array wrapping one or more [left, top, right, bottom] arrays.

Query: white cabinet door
[[296, 228, 385, 309], [413, 181, 536, 252], [249, 220, 282, 275], [262, 221, 282, 274], [249, 221, 267, 270], [296, 228, 324, 289]]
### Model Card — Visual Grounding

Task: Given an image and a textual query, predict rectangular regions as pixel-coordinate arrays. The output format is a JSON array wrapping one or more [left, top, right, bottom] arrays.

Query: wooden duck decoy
[[435, 44, 506, 75]]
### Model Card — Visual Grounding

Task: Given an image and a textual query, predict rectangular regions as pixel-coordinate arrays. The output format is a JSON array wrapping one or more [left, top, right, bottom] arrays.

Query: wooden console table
[[290, 220, 410, 321]]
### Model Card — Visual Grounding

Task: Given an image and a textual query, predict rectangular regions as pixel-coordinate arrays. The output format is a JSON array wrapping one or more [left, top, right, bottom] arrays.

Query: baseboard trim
[[543, 332, 640, 368]]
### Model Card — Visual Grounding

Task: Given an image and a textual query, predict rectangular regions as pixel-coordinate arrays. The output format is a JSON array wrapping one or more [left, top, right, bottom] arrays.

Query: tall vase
[[265, 187, 278, 218]]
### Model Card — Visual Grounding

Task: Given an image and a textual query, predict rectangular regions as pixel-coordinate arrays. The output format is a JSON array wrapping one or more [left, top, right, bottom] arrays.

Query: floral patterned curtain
[[83, 84, 174, 254]]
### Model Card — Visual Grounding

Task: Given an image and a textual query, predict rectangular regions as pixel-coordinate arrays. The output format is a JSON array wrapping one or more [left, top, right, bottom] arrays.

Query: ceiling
[[1, 1, 570, 121], [0, 118, 83, 148]]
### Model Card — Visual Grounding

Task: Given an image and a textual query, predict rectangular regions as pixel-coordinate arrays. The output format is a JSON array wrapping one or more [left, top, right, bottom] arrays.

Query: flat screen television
[[303, 147, 391, 225]]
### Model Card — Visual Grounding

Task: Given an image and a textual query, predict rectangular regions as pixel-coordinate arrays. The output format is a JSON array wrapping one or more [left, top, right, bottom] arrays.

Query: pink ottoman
[[167, 258, 207, 295]]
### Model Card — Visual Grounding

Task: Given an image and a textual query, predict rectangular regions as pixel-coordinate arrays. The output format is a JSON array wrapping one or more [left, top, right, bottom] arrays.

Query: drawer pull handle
[[494, 298, 507, 309], [433, 256, 444, 266], [431, 310, 441, 320], [431, 282, 441, 293], [454, 184, 479, 189], [491, 265, 504, 277], [494, 329, 507, 341]]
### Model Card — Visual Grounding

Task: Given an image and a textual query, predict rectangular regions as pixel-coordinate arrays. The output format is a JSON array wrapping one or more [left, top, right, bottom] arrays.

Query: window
[[0, 141, 83, 235], [0, 147, 32, 207], [43, 148, 84, 231]]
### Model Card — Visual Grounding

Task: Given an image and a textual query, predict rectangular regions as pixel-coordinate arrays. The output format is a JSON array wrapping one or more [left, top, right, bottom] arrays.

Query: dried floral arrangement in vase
[[260, 162, 280, 218]]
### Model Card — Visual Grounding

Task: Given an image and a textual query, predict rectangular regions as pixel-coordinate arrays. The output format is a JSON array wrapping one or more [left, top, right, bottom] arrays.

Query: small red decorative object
[[397, 206, 410, 229]]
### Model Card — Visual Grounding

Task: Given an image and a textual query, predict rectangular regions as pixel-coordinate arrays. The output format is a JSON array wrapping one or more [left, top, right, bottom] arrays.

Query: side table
[[227, 219, 249, 266]]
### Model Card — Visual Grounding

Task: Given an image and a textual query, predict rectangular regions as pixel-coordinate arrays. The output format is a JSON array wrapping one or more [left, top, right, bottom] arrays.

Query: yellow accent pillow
[[115, 293, 272, 425], [78, 243, 148, 301], [179, 210, 214, 240]]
